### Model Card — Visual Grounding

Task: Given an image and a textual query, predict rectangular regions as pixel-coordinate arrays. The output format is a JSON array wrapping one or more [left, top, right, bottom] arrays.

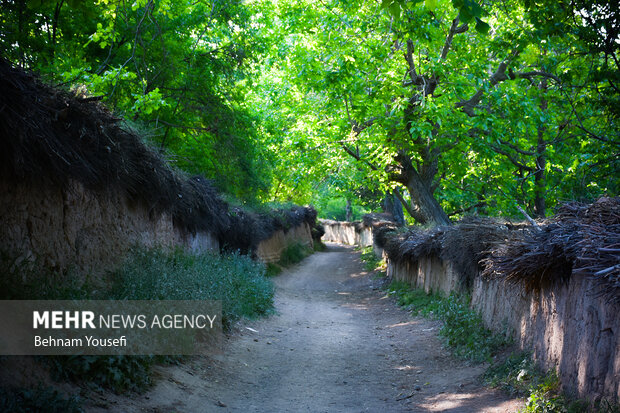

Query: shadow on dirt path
[[87, 243, 523, 412]]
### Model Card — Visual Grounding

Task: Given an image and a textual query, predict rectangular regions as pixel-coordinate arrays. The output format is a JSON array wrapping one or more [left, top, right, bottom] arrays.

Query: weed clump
[[485, 352, 619, 413], [278, 242, 312, 267], [110, 247, 274, 329], [359, 246, 384, 272]]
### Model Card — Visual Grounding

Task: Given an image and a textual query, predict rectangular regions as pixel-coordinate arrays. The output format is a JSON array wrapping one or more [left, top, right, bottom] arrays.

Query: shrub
[[278, 242, 312, 267], [359, 246, 384, 271], [1, 247, 275, 395], [110, 247, 274, 329], [48, 355, 156, 393]]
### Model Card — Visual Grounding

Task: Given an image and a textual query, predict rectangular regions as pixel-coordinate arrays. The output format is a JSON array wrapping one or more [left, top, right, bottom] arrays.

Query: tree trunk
[[345, 198, 352, 222], [383, 191, 405, 225], [534, 79, 547, 218], [391, 153, 451, 226], [403, 169, 451, 226]]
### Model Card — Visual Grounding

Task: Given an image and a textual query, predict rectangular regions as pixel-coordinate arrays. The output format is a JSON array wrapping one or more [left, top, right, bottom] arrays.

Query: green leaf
[[475, 17, 490, 34], [425, 0, 438, 10]]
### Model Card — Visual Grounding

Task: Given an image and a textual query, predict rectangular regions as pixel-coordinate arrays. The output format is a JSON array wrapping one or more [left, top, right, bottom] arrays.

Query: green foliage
[[387, 281, 509, 362], [313, 240, 327, 252], [485, 351, 619, 412], [315, 196, 371, 221], [0, 0, 273, 203], [0, 385, 82, 413], [110, 248, 274, 329], [388, 281, 440, 310], [278, 242, 312, 267], [1, 0, 615, 219], [484, 352, 546, 396], [359, 246, 384, 271], [520, 372, 589, 413]]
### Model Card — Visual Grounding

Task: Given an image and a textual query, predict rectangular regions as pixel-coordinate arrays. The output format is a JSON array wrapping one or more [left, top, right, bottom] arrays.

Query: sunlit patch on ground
[[418, 391, 521, 412]]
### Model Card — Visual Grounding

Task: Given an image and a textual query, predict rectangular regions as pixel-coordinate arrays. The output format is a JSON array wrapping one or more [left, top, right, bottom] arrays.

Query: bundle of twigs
[[482, 198, 620, 303], [441, 216, 519, 289], [383, 226, 447, 264], [561, 198, 620, 302]]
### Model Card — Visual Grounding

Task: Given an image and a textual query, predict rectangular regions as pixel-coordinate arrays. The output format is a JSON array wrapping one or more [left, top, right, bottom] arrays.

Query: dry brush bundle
[[0, 59, 319, 253], [380, 216, 517, 289], [482, 198, 620, 303], [560, 198, 620, 302], [222, 206, 318, 254], [0, 58, 230, 236], [382, 225, 447, 265], [440, 216, 518, 289]]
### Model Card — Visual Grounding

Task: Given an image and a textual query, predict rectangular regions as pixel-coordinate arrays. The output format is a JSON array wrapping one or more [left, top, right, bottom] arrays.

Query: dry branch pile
[[483, 197, 620, 303], [378, 217, 516, 289], [378, 199, 619, 299], [222, 206, 318, 254], [0, 58, 318, 255]]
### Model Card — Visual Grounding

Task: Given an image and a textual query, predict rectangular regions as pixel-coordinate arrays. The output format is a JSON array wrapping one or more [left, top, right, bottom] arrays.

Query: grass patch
[[359, 246, 384, 271], [313, 241, 327, 252], [278, 242, 312, 267], [265, 262, 283, 277], [110, 247, 274, 329], [387, 280, 509, 362]]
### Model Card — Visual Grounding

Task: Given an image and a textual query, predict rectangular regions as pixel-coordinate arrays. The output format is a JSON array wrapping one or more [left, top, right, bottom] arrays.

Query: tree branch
[[351, 116, 377, 134], [517, 205, 542, 232], [457, 61, 563, 117], [404, 39, 420, 85], [496, 138, 535, 156], [340, 142, 378, 171], [440, 17, 467, 60], [491, 144, 534, 171], [456, 61, 509, 116], [511, 70, 560, 83]]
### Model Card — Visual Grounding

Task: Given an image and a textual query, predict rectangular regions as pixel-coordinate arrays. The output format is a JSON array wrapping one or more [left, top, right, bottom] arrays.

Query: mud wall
[[327, 220, 619, 401], [387, 257, 465, 297], [0, 179, 219, 278], [472, 274, 620, 401], [391, 255, 619, 401], [320, 219, 373, 247], [256, 223, 314, 263], [1, 178, 315, 278]]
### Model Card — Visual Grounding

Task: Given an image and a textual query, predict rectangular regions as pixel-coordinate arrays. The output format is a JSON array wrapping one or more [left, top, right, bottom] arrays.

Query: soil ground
[[85, 243, 524, 412]]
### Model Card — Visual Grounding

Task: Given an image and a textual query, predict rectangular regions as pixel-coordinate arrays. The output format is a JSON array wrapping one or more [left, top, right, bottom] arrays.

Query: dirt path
[[87, 244, 523, 412]]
